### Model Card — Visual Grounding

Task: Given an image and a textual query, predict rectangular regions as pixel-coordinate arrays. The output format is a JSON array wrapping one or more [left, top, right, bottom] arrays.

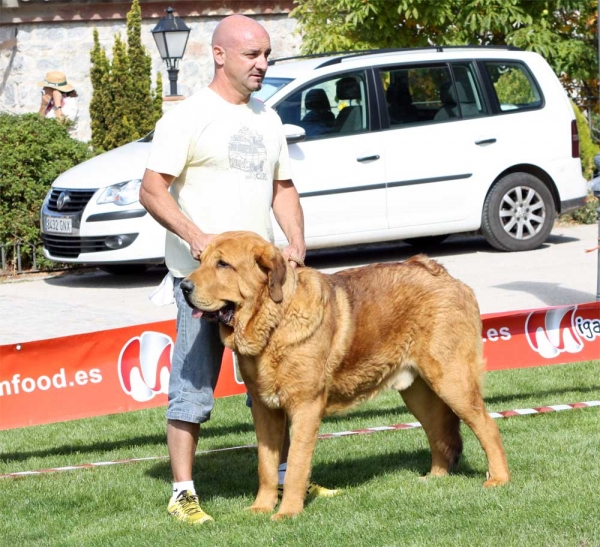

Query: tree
[[89, 28, 110, 151], [89, 0, 163, 151], [290, 0, 598, 108]]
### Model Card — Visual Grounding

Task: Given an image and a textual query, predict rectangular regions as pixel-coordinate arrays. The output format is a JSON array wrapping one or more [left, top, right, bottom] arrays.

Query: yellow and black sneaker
[[277, 482, 341, 500], [167, 490, 214, 525]]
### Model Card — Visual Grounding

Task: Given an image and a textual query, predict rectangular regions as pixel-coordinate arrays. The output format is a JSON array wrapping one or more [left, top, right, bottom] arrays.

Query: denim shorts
[[166, 277, 225, 424]]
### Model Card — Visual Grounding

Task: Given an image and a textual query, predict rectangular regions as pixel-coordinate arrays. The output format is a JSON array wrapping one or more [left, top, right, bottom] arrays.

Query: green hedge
[[0, 113, 93, 271]]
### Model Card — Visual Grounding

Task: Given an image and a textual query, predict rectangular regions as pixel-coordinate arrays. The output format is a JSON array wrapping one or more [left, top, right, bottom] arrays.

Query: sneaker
[[167, 490, 214, 525], [277, 482, 341, 500]]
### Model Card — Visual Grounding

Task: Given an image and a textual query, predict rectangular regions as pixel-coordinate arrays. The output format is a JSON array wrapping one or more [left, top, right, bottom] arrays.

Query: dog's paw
[[419, 470, 448, 482], [247, 504, 275, 514], [483, 470, 510, 487], [271, 509, 301, 521], [483, 476, 510, 488]]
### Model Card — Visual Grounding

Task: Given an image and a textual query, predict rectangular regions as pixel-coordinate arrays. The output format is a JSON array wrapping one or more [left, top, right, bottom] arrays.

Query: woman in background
[[38, 70, 79, 134]]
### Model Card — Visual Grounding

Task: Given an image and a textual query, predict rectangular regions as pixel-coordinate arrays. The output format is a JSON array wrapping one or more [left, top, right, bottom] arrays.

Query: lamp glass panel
[[164, 31, 189, 59], [152, 32, 169, 59]]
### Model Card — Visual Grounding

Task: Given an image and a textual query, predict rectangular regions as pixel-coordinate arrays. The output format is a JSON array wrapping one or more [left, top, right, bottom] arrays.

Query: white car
[[41, 46, 587, 273]]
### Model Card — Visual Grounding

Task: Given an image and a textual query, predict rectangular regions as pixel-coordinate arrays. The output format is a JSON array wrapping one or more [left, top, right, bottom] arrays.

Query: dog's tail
[[405, 254, 448, 277]]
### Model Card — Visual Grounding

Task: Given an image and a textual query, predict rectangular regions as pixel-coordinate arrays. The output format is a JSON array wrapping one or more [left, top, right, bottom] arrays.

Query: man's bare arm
[[140, 168, 214, 258], [272, 179, 306, 265]]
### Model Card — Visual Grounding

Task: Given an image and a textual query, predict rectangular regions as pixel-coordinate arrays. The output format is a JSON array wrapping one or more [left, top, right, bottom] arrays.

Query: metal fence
[[0, 241, 40, 275]]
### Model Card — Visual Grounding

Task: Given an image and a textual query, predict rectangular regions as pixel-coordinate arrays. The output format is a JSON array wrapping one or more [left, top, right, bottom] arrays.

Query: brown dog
[[182, 231, 509, 520]]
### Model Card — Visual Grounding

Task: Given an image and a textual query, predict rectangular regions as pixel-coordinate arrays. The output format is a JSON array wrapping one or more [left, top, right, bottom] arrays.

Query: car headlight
[[97, 179, 142, 206]]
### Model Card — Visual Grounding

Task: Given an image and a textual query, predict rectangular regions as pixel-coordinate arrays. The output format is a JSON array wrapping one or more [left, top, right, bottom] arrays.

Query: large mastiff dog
[[181, 231, 510, 520]]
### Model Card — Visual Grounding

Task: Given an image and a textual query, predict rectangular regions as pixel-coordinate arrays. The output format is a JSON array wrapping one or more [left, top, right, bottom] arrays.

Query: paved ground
[[1, 223, 598, 345]]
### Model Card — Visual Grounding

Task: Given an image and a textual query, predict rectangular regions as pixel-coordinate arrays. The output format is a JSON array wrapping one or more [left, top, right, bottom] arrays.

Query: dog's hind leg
[[399, 376, 463, 477], [249, 399, 286, 514], [420, 359, 510, 488], [273, 399, 324, 521]]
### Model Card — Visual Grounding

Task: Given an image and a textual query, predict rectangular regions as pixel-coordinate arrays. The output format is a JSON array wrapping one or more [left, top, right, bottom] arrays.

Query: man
[[140, 14, 337, 525]]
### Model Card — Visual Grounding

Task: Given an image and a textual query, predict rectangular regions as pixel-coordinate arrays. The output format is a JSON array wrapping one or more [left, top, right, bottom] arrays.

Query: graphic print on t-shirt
[[228, 127, 268, 180]]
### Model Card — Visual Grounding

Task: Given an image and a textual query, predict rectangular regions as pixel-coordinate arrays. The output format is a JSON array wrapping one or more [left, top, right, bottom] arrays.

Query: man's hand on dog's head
[[189, 231, 216, 261], [282, 246, 305, 268]]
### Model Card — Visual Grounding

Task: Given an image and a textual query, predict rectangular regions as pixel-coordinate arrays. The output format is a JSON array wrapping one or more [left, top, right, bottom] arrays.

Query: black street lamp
[[151, 7, 191, 97]]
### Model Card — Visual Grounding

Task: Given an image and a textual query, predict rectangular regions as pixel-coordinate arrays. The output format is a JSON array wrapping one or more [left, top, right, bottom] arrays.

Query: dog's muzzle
[[180, 279, 235, 325]]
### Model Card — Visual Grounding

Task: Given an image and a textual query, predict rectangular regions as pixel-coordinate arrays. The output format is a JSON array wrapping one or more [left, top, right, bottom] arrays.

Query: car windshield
[[253, 78, 293, 102]]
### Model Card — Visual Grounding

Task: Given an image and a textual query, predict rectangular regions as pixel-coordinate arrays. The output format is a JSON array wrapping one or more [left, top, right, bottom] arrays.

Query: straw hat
[[38, 70, 75, 93]]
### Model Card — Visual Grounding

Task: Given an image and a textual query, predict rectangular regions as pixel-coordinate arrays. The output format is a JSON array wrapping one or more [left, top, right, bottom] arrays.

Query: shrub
[[89, 0, 163, 152], [561, 191, 599, 225], [0, 113, 93, 271]]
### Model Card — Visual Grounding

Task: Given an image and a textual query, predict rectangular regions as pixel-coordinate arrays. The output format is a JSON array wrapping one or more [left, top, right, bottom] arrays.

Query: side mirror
[[284, 124, 306, 145]]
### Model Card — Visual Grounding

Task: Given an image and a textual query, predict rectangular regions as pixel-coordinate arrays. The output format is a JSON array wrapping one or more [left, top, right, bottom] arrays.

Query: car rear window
[[483, 61, 543, 112]]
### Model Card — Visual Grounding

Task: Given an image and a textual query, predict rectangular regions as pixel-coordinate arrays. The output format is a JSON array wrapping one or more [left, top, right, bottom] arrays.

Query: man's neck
[[208, 81, 250, 105]]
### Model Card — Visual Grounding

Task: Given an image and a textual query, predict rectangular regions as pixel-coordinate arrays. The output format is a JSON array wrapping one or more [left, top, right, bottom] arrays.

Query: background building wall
[[0, 1, 301, 142]]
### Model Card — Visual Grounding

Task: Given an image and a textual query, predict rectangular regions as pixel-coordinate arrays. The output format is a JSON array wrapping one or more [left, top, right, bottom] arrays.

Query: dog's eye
[[217, 260, 230, 269]]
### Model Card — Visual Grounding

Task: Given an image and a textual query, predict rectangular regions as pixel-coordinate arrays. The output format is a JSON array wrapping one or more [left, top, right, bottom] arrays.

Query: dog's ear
[[255, 244, 287, 303]]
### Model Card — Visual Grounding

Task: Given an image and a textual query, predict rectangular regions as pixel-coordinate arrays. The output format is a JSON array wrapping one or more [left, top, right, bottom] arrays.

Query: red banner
[[1, 302, 598, 430], [482, 301, 600, 369]]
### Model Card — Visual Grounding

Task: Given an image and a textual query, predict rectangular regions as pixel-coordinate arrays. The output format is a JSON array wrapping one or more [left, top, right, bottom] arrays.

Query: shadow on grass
[[144, 442, 481, 499], [483, 384, 600, 408], [3, 380, 595, 465], [0, 422, 255, 464]]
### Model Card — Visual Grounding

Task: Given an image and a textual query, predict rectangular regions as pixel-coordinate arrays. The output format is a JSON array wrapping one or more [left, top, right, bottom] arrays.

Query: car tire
[[481, 173, 556, 252], [404, 235, 448, 249], [99, 264, 148, 276]]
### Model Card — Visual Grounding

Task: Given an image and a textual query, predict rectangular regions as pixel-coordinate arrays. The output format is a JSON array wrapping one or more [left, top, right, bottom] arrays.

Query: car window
[[483, 61, 542, 112], [380, 62, 486, 126], [274, 71, 369, 140], [253, 78, 294, 102], [450, 63, 487, 119]]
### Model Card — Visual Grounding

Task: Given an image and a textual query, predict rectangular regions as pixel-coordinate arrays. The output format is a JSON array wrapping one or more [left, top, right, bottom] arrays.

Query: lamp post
[[151, 7, 191, 97]]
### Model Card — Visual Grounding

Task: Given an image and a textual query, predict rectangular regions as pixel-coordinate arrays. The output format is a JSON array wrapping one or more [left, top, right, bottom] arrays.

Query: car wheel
[[481, 173, 556, 252], [99, 264, 149, 276], [404, 235, 448, 249]]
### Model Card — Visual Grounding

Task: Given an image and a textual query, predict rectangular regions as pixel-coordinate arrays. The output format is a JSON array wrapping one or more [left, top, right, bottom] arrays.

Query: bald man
[[140, 15, 337, 524]]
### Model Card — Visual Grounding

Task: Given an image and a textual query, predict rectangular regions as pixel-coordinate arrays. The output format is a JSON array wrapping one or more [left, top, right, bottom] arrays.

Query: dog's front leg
[[248, 398, 286, 514], [273, 399, 324, 521]]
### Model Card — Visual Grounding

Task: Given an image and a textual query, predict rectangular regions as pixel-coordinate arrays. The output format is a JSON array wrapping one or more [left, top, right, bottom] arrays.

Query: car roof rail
[[268, 50, 374, 66], [269, 45, 523, 69]]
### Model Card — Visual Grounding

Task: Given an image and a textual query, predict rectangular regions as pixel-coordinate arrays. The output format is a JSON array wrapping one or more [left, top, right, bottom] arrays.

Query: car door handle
[[475, 138, 497, 145], [356, 154, 380, 162]]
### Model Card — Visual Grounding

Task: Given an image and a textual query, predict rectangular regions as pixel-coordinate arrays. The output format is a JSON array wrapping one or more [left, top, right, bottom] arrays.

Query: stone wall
[[0, 12, 301, 142]]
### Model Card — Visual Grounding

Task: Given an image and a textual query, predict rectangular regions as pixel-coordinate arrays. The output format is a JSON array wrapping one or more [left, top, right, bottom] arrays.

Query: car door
[[272, 70, 387, 244], [379, 62, 494, 232]]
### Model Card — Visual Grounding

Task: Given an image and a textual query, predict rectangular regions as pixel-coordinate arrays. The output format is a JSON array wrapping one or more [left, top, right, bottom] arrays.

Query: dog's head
[[181, 231, 288, 334]]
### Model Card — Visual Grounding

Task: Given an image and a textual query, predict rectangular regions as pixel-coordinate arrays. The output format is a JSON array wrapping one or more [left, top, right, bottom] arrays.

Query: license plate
[[44, 216, 72, 234]]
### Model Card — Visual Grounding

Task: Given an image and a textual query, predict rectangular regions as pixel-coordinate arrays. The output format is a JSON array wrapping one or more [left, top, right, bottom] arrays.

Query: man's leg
[[166, 277, 224, 524], [167, 419, 199, 482]]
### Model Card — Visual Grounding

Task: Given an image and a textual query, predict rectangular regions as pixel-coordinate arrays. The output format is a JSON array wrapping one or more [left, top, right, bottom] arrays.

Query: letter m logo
[[525, 306, 583, 359]]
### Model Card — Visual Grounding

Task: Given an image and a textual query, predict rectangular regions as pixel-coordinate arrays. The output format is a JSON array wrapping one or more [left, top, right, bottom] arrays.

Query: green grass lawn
[[1, 361, 599, 547]]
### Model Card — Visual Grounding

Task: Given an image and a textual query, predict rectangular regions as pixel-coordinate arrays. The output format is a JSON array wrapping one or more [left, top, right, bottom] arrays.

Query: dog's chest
[[260, 391, 282, 409], [240, 355, 283, 409], [256, 358, 285, 409]]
